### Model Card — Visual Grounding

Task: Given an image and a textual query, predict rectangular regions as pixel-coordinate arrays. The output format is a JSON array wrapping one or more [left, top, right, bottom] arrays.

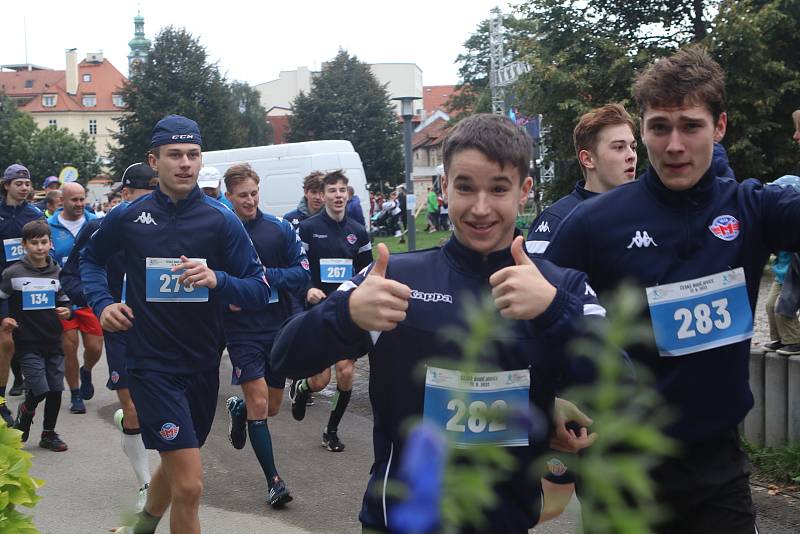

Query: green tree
[[711, 0, 800, 180], [110, 26, 245, 175], [25, 126, 100, 184], [230, 81, 273, 147], [287, 50, 402, 185], [514, 0, 648, 201], [0, 92, 37, 173]]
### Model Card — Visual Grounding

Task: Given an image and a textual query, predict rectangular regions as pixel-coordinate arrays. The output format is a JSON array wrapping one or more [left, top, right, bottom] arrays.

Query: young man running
[[222, 163, 310, 508], [62, 162, 157, 510], [273, 114, 601, 533], [527, 103, 637, 256], [0, 164, 43, 426], [546, 47, 800, 533], [289, 170, 372, 452], [81, 115, 270, 534]]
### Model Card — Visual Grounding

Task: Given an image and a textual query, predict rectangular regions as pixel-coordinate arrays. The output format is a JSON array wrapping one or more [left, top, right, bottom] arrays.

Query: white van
[[202, 140, 370, 225]]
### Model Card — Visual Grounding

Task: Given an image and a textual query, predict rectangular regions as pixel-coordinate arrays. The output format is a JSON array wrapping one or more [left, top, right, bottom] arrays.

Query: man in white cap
[[198, 167, 232, 210]]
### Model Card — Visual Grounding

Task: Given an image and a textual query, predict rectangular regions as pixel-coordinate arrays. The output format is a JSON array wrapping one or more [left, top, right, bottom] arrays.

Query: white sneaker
[[137, 483, 149, 512], [114, 408, 124, 432]]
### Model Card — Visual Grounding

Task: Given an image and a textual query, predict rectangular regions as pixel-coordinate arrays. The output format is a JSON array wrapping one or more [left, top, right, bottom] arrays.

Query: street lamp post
[[393, 96, 420, 251]]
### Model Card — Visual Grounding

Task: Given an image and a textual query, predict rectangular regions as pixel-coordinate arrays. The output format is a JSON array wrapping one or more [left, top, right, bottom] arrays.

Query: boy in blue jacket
[[273, 114, 601, 533]]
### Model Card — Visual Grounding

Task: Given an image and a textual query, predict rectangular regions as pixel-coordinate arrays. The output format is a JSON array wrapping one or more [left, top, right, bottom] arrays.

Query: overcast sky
[[3, 0, 510, 86]]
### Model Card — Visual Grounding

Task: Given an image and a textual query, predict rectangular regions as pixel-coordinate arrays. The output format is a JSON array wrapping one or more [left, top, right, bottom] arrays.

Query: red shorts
[[60, 307, 103, 337]]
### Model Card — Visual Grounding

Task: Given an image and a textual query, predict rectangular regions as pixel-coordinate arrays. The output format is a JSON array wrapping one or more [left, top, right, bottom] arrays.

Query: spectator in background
[[425, 187, 438, 232], [35, 176, 61, 212], [793, 110, 800, 175], [43, 190, 63, 218], [198, 166, 233, 210], [346, 185, 365, 226]]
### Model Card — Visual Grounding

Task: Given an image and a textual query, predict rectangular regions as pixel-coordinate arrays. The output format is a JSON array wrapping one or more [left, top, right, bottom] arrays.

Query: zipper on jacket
[[382, 442, 394, 528]]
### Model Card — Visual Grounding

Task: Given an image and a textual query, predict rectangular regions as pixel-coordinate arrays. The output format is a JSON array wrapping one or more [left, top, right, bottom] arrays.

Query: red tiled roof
[[0, 58, 127, 113], [422, 85, 460, 115], [412, 117, 449, 150]]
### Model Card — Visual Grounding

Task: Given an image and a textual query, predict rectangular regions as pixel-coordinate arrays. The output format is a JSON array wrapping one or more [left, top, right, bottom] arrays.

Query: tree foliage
[[231, 82, 273, 147], [712, 0, 800, 179], [0, 93, 99, 186], [287, 50, 403, 185], [110, 27, 270, 175]]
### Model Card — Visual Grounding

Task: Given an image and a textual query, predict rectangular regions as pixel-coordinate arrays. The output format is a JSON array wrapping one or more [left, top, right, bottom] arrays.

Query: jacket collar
[[319, 207, 347, 227], [243, 209, 264, 229], [573, 180, 598, 201], [443, 229, 522, 278], [21, 253, 56, 272], [153, 184, 204, 211], [641, 164, 716, 209]]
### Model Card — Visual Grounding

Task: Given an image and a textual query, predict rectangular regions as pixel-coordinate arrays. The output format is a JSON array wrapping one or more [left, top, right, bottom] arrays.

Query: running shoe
[[0, 396, 14, 427], [114, 408, 125, 432], [289, 380, 309, 421], [268, 476, 293, 508], [226, 396, 247, 449], [777, 343, 800, 356], [79, 366, 94, 400], [763, 340, 785, 351], [9, 380, 24, 397], [13, 403, 34, 442], [39, 431, 68, 452], [70, 395, 86, 414], [322, 428, 345, 452], [137, 483, 149, 512]]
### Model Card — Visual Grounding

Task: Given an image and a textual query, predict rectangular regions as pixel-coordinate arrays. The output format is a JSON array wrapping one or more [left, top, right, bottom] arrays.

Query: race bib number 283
[[646, 268, 753, 357]]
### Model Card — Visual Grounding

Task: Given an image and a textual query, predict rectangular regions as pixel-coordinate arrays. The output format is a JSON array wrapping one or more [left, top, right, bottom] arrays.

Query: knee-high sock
[[248, 419, 278, 485], [24, 389, 46, 412], [10, 356, 22, 384], [122, 427, 151, 488], [42, 391, 62, 431], [326, 387, 351, 433]]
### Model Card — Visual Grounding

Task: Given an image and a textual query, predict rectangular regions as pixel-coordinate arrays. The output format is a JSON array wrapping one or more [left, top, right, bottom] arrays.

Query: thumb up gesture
[[489, 236, 556, 320], [349, 243, 412, 331]]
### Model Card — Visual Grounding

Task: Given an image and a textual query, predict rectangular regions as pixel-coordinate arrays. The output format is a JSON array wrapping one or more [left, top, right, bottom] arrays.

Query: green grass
[[744, 440, 800, 486], [372, 213, 451, 254]]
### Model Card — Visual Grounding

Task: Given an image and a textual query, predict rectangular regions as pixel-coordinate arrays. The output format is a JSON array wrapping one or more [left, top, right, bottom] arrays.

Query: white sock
[[121, 432, 151, 489]]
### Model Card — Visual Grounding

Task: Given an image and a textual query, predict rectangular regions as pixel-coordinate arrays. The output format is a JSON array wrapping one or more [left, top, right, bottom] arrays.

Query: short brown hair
[[443, 113, 531, 181], [322, 170, 348, 188], [22, 220, 51, 242], [303, 171, 324, 192], [633, 46, 726, 122], [223, 163, 260, 191], [574, 104, 636, 174], [45, 189, 63, 207]]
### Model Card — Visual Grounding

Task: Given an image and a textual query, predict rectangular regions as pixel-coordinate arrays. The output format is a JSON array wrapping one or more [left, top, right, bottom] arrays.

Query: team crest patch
[[346, 233, 357, 245], [547, 458, 568, 477], [111, 371, 120, 384], [159, 422, 180, 441], [708, 215, 740, 241], [301, 258, 310, 270]]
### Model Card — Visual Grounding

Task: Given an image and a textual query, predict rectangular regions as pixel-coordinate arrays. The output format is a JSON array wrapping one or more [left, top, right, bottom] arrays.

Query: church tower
[[127, 12, 151, 69]]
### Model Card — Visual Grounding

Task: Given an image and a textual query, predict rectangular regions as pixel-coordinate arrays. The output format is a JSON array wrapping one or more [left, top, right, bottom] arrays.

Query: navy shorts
[[128, 368, 219, 451], [104, 330, 129, 391], [543, 456, 576, 485], [19, 350, 64, 396], [227, 340, 286, 389]]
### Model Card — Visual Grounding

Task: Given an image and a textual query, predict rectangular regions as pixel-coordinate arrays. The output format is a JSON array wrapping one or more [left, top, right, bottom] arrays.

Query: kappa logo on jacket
[[627, 230, 658, 249], [535, 221, 550, 233], [409, 289, 453, 304], [133, 212, 158, 225]]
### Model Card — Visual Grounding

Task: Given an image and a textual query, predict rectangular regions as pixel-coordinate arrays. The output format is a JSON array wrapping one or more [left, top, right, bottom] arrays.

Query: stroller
[[370, 200, 403, 238]]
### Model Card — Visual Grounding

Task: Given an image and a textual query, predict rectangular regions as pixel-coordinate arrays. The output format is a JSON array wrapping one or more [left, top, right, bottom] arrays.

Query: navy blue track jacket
[[526, 180, 597, 256], [0, 200, 44, 316], [298, 209, 372, 296], [80, 186, 269, 374], [61, 218, 126, 308], [224, 210, 310, 343], [272, 234, 605, 533], [546, 166, 800, 443]]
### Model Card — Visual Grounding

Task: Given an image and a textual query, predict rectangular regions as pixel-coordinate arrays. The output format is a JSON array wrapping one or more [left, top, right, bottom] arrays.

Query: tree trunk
[[692, 0, 707, 41]]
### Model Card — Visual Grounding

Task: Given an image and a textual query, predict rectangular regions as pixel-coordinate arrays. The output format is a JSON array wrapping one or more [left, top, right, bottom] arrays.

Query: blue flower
[[390, 423, 447, 534]]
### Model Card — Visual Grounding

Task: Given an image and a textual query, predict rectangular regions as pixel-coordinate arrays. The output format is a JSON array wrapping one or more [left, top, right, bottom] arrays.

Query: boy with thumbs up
[[273, 114, 603, 533]]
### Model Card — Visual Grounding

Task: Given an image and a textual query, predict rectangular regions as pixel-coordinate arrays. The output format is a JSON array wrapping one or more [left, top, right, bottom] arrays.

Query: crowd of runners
[[0, 46, 798, 534]]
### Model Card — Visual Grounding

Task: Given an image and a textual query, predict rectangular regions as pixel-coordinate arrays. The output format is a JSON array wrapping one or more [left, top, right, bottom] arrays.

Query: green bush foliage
[[0, 423, 44, 533]]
